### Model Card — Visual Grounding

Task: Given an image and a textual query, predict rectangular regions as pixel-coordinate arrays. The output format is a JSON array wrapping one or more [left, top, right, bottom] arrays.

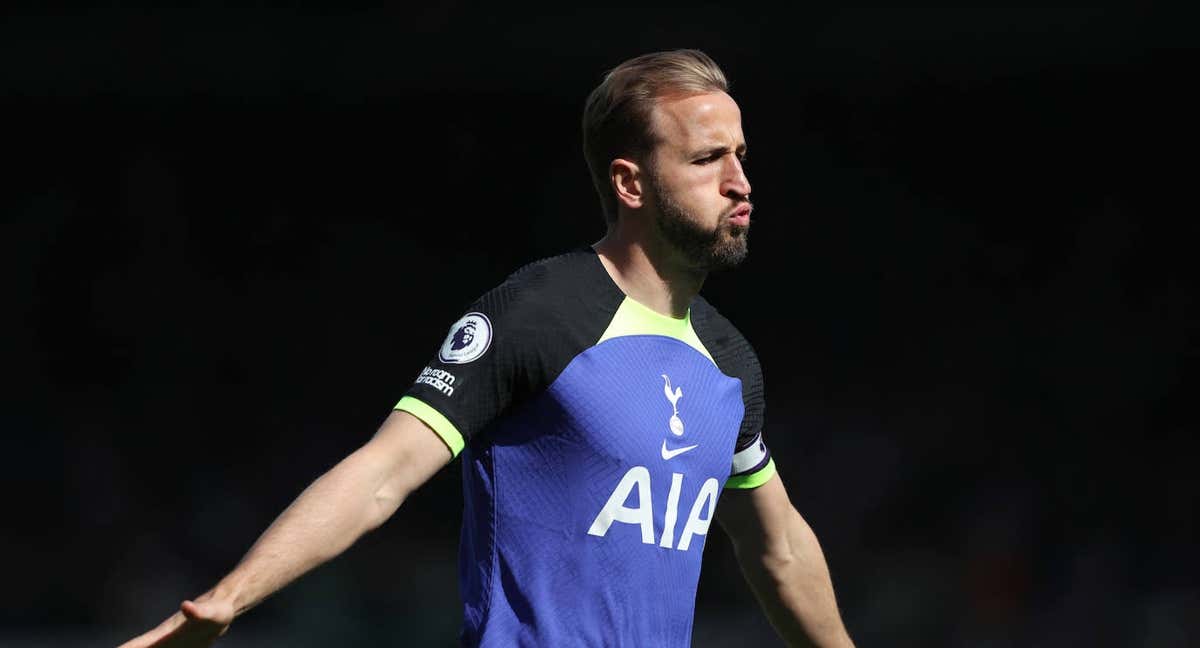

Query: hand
[[118, 598, 235, 648]]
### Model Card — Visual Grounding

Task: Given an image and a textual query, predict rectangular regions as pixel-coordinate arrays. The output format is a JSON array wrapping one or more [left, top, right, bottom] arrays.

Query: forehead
[[648, 91, 744, 152]]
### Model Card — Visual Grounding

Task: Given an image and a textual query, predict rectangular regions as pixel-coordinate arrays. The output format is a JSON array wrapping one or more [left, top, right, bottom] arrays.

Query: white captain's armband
[[731, 432, 768, 474], [726, 432, 775, 489]]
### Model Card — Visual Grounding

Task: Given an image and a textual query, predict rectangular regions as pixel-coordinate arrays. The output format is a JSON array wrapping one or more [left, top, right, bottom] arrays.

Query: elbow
[[345, 441, 423, 533], [366, 482, 411, 531], [760, 543, 801, 579], [733, 533, 798, 583], [756, 509, 811, 578]]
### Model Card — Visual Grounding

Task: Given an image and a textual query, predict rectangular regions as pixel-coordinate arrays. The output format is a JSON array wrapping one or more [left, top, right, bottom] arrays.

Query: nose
[[721, 155, 751, 201]]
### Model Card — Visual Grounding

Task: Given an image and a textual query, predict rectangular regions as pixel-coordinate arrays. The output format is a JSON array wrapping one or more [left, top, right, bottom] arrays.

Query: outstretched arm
[[717, 473, 854, 648], [120, 410, 452, 648]]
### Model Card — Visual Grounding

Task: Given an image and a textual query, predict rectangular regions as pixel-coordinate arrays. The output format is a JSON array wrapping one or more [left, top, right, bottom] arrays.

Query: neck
[[593, 217, 705, 319]]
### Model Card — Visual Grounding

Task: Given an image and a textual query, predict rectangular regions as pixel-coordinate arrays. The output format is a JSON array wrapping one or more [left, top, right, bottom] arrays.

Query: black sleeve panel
[[690, 296, 767, 454], [402, 248, 624, 444]]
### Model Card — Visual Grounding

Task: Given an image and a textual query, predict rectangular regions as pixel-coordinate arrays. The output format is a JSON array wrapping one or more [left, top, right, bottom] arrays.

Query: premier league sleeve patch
[[438, 312, 494, 364]]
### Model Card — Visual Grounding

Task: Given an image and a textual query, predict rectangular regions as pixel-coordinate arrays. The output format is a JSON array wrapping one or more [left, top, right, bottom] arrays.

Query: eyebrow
[[691, 144, 748, 159]]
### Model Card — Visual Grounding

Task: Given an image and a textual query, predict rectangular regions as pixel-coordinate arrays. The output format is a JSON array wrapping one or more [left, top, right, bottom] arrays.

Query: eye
[[694, 153, 722, 165]]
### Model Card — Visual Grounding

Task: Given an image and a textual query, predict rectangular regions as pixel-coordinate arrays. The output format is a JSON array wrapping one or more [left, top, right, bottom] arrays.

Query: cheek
[[658, 167, 722, 218], [675, 168, 720, 204], [691, 166, 722, 189]]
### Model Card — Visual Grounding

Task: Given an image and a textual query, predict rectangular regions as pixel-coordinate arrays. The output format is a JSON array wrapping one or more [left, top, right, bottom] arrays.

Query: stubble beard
[[650, 178, 749, 272]]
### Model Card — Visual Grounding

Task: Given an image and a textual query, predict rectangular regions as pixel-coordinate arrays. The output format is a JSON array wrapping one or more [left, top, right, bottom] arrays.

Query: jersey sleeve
[[722, 339, 775, 489], [690, 298, 776, 489], [395, 275, 542, 458]]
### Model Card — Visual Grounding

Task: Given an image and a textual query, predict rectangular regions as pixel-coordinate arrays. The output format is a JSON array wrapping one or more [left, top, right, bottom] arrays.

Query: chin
[[704, 234, 749, 271]]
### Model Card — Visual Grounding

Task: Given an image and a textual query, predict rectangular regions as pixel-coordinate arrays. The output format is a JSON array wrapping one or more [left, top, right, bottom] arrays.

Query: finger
[[118, 612, 186, 648], [174, 601, 231, 645], [117, 631, 155, 648]]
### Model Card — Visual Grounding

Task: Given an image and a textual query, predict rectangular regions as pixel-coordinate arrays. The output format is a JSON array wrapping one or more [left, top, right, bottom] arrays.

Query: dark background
[[4, 6, 1197, 647]]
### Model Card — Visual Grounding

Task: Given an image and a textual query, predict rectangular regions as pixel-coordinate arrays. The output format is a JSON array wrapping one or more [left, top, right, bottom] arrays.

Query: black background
[[5, 6, 1197, 647]]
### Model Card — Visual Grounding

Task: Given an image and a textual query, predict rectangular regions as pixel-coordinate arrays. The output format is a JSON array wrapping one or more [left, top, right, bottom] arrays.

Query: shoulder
[[691, 296, 753, 357], [690, 295, 761, 377], [470, 248, 623, 339], [691, 294, 767, 445], [498, 248, 608, 299], [690, 295, 740, 338]]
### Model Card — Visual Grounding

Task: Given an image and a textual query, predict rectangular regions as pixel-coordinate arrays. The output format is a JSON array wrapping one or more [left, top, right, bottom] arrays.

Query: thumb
[[181, 599, 234, 627], [180, 600, 203, 619]]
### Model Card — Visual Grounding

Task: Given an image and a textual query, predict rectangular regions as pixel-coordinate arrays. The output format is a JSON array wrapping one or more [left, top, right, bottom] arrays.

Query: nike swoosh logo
[[661, 440, 699, 460]]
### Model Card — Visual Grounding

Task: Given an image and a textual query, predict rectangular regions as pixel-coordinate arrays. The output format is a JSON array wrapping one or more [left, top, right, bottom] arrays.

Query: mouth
[[728, 203, 752, 227]]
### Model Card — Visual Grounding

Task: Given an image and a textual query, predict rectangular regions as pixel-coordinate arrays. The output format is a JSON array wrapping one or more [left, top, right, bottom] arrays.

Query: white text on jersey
[[587, 466, 719, 551], [415, 366, 456, 397]]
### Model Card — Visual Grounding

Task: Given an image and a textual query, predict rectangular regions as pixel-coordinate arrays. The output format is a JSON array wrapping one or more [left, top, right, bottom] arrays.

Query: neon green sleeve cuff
[[725, 458, 776, 489], [394, 396, 466, 458]]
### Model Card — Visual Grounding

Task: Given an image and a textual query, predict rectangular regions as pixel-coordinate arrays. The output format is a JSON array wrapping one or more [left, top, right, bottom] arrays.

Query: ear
[[610, 158, 646, 210]]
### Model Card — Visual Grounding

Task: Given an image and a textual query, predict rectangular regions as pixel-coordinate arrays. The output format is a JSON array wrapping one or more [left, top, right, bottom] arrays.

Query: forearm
[[204, 445, 407, 616], [733, 508, 853, 648], [118, 413, 448, 648]]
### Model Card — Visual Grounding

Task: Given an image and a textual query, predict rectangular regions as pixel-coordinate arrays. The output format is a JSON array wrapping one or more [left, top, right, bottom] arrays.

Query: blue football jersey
[[397, 248, 775, 647]]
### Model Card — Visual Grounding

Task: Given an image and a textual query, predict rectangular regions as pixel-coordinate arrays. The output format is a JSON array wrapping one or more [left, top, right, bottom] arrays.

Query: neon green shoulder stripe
[[394, 396, 465, 457], [597, 296, 715, 363], [725, 458, 776, 489]]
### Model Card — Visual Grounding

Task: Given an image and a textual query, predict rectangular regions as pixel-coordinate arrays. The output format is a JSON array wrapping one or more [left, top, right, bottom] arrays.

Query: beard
[[650, 177, 749, 272]]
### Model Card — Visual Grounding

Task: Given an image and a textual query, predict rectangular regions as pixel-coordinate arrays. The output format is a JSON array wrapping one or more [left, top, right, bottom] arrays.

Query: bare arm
[[717, 473, 854, 648], [120, 410, 452, 647]]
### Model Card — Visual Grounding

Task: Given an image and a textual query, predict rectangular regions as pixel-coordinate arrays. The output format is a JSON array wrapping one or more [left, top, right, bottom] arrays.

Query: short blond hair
[[582, 49, 729, 223]]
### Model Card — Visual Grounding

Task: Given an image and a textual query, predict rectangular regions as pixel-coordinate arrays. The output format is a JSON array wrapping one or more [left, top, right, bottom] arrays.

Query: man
[[122, 49, 854, 647]]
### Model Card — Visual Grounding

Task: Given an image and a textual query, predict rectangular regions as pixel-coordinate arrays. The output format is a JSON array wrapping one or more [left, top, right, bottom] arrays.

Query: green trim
[[725, 458, 777, 489], [597, 297, 715, 363], [394, 396, 465, 457]]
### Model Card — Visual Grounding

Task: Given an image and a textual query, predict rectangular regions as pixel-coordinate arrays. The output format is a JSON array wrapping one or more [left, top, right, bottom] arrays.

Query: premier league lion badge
[[438, 312, 493, 364]]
